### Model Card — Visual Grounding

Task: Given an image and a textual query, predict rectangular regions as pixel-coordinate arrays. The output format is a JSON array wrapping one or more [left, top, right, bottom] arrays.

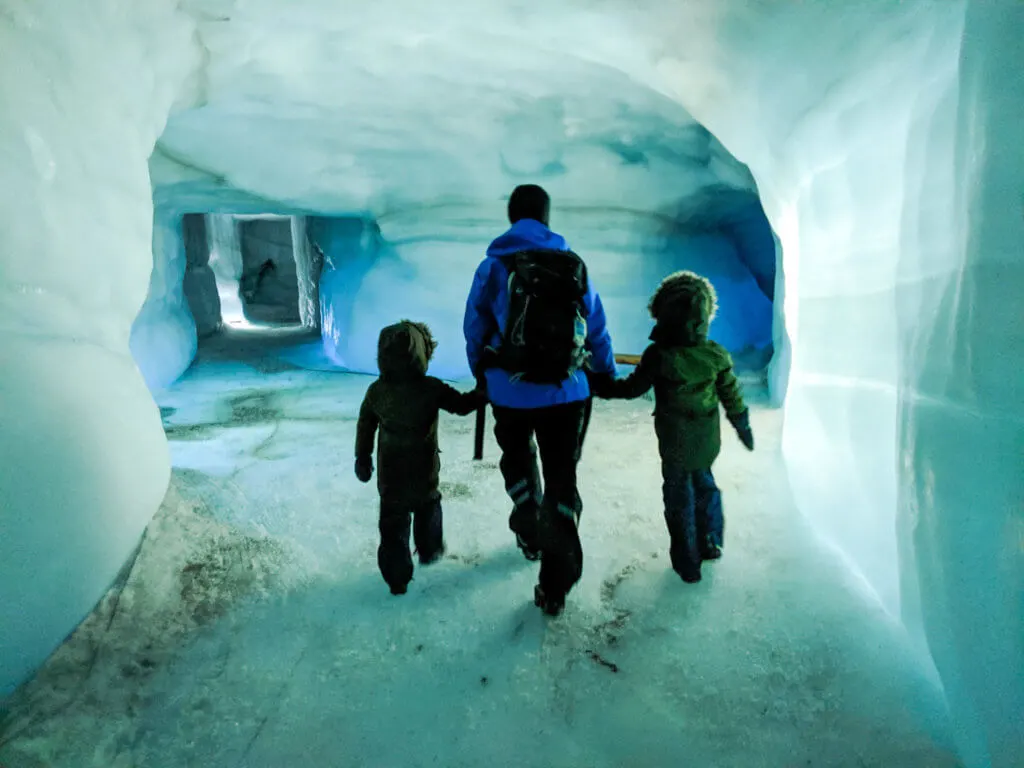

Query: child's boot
[[677, 563, 702, 583], [413, 499, 445, 565], [693, 471, 724, 561], [701, 535, 722, 561], [665, 510, 702, 582], [534, 584, 565, 616], [378, 508, 414, 594], [670, 539, 702, 582], [417, 544, 446, 565]]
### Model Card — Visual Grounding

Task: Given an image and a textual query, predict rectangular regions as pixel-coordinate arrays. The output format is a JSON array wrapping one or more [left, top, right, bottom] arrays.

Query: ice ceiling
[[0, 1, 1020, 766]]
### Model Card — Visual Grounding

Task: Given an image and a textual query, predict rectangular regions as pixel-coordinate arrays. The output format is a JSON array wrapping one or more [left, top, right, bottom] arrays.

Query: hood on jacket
[[486, 218, 568, 258], [377, 320, 437, 381], [648, 270, 717, 346]]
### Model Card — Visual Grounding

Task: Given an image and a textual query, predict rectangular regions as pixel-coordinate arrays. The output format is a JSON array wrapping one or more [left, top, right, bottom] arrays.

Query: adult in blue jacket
[[463, 184, 616, 615]]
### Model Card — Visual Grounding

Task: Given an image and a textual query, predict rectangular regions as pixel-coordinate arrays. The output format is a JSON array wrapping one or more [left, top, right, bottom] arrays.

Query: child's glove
[[728, 410, 755, 451], [354, 456, 374, 483]]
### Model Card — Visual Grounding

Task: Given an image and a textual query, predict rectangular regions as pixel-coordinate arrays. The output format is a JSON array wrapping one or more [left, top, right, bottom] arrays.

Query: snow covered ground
[[0, 330, 961, 767]]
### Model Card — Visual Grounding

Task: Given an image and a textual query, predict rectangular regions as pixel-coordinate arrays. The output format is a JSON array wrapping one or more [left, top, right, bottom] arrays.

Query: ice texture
[[181, 214, 222, 339], [0, 0, 1020, 764], [312, 199, 775, 380], [654, 5, 1023, 763], [291, 216, 322, 330], [905, 4, 1024, 762], [206, 213, 249, 325], [0, 0, 194, 696], [130, 210, 199, 391]]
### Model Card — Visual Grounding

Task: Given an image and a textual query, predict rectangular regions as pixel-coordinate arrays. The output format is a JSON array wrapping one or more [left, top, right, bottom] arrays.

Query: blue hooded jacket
[[463, 219, 616, 409]]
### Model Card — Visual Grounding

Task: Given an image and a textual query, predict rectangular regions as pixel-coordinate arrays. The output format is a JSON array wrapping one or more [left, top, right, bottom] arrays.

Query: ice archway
[[0, 1, 1020, 765]]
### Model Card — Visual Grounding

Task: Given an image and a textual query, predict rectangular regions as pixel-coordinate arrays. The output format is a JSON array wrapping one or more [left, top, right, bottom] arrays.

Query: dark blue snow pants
[[378, 498, 444, 592], [662, 467, 724, 579], [492, 401, 587, 605]]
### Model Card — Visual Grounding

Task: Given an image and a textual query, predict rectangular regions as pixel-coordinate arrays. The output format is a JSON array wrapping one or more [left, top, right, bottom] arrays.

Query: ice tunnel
[[0, 1, 1021, 766], [135, 131, 779, 386]]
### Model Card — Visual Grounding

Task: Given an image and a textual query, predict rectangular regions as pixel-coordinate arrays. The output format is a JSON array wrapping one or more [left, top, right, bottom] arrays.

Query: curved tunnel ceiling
[[155, 26, 754, 216]]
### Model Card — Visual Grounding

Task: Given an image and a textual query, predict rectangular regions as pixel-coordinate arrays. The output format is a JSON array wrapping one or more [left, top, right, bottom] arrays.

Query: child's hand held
[[355, 456, 374, 483]]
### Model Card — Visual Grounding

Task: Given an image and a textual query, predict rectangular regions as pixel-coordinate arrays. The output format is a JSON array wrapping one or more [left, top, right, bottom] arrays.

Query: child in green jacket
[[595, 271, 754, 583], [355, 320, 482, 595]]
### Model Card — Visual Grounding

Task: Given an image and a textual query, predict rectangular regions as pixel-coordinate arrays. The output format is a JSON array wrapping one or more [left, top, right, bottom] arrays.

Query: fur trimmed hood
[[648, 270, 717, 345], [377, 320, 437, 380]]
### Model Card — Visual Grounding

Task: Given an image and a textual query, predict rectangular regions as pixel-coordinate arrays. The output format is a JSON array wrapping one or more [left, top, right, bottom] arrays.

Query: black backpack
[[497, 248, 590, 383]]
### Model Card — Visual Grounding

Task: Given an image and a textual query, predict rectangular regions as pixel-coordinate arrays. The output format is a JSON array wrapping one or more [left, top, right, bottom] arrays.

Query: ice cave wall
[[904, 4, 1023, 761], [0, 1, 1020, 763], [310, 198, 776, 381], [291, 216, 322, 330], [651, 0, 965, 623], [129, 209, 199, 391], [181, 213, 223, 339], [650, 2, 1021, 763], [0, 0, 196, 696]]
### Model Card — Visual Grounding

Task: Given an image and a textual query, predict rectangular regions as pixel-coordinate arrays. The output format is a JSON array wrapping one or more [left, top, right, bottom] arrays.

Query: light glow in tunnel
[[0, 0, 1021, 765]]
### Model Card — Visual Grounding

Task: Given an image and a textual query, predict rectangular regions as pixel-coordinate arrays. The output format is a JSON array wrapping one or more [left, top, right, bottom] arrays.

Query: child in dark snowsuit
[[595, 271, 755, 583], [355, 320, 482, 595]]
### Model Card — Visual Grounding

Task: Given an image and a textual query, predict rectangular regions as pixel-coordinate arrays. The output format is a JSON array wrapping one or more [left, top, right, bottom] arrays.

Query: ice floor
[[0, 329, 962, 767]]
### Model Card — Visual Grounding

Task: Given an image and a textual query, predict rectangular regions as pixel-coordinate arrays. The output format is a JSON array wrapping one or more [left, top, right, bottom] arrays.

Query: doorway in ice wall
[[237, 217, 301, 325], [179, 213, 323, 336], [172, 213, 325, 374]]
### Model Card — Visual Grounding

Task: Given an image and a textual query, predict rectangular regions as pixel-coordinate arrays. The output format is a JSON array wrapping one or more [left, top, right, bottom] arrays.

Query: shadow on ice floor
[[0, 328, 963, 767]]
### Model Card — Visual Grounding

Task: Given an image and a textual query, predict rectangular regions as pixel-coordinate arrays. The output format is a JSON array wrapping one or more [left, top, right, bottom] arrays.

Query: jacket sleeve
[[355, 384, 380, 459], [714, 349, 747, 418], [604, 345, 657, 400], [583, 278, 616, 375], [435, 379, 483, 416], [463, 259, 497, 376]]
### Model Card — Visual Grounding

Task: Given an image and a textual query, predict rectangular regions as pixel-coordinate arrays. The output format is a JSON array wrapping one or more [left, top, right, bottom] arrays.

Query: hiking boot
[[419, 544, 446, 565], [389, 583, 408, 595], [678, 566, 702, 584], [516, 533, 541, 562], [510, 502, 542, 561], [534, 585, 565, 616], [701, 542, 722, 561]]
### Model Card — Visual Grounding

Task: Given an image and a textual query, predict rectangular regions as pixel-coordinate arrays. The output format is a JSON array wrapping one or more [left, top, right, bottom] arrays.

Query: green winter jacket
[[356, 321, 481, 509], [606, 335, 747, 471]]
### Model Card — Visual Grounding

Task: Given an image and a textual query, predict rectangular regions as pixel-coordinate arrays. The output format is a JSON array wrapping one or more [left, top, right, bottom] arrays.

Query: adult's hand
[[474, 346, 499, 380]]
